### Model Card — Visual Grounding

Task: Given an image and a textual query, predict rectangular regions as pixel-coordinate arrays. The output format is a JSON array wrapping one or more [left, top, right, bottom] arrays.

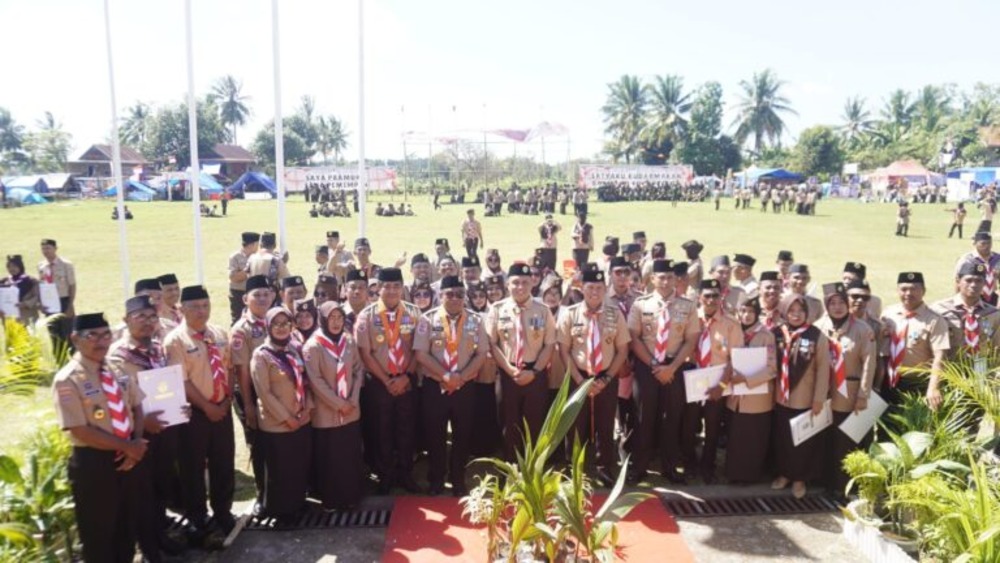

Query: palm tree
[[642, 74, 691, 149], [299, 95, 316, 124], [732, 69, 797, 155], [839, 96, 874, 144], [211, 75, 251, 144], [0, 108, 24, 153], [601, 75, 647, 163], [913, 85, 951, 133], [317, 115, 348, 164], [120, 102, 151, 147], [880, 89, 915, 129]]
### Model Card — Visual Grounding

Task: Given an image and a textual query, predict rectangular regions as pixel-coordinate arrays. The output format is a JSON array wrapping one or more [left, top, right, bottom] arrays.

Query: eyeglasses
[[80, 330, 113, 341], [130, 312, 160, 322], [848, 294, 871, 301]]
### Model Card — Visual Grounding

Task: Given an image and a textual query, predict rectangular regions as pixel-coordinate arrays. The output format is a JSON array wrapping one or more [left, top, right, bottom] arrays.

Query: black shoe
[[200, 529, 226, 551], [428, 483, 445, 496], [215, 513, 237, 535], [666, 469, 688, 485]]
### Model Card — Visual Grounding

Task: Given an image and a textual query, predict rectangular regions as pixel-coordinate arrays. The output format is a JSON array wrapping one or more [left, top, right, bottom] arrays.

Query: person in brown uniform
[[847, 280, 886, 390], [485, 263, 557, 462], [931, 262, 1000, 359], [280, 276, 308, 312], [355, 267, 423, 493], [53, 313, 151, 563], [39, 238, 76, 340], [758, 271, 785, 329], [786, 264, 824, 324], [681, 240, 704, 298], [251, 307, 313, 521], [303, 302, 364, 509], [164, 285, 236, 541], [770, 294, 830, 499], [557, 269, 630, 485], [246, 232, 291, 294], [107, 296, 186, 557], [157, 274, 183, 325], [686, 279, 744, 483], [414, 276, 487, 496], [605, 256, 640, 456], [815, 282, 876, 498], [324, 230, 354, 283], [227, 232, 260, 324], [707, 255, 746, 316], [627, 259, 700, 484], [880, 272, 950, 410], [725, 297, 777, 484], [228, 275, 273, 510], [841, 262, 883, 318]]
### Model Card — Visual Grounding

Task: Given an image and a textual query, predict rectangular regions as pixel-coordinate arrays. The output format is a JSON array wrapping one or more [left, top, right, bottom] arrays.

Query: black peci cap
[[700, 279, 721, 291], [180, 285, 209, 302], [759, 271, 780, 282], [652, 259, 673, 273], [377, 268, 403, 283], [282, 276, 305, 289], [242, 232, 261, 245], [897, 272, 925, 285], [508, 262, 532, 277], [246, 275, 271, 292], [125, 295, 156, 315], [582, 270, 606, 283], [672, 261, 689, 276], [461, 256, 480, 268], [439, 275, 464, 290], [777, 250, 794, 262], [73, 313, 108, 332], [157, 274, 179, 286], [733, 254, 756, 267], [134, 278, 161, 294], [345, 269, 368, 283], [843, 262, 867, 279]]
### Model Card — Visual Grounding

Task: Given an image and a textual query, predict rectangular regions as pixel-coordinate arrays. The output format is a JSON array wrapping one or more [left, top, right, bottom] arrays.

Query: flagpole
[[103, 0, 130, 301], [401, 105, 408, 202], [184, 0, 205, 284], [272, 0, 287, 254], [357, 0, 367, 236]]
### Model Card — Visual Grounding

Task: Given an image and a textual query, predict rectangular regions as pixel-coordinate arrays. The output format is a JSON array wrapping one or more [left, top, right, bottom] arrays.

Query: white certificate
[[39, 282, 61, 313], [838, 392, 888, 444], [790, 399, 833, 446], [729, 347, 770, 396], [683, 365, 726, 403], [138, 365, 190, 427], [0, 287, 18, 318]]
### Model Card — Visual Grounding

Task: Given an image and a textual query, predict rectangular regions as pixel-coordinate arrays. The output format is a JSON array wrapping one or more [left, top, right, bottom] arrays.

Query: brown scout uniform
[[930, 296, 1000, 357], [814, 317, 876, 412], [164, 323, 232, 403], [250, 347, 313, 433], [246, 251, 291, 286], [53, 353, 144, 447], [720, 284, 746, 317], [37, 256, 75, 301], [302, 332, 363, 428], [725, 324, 776, 483], [880, 303, 950, 389]]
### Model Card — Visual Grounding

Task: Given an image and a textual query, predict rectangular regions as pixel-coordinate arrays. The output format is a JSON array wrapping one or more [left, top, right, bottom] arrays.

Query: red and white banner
[[284, 166, 398, 193], [578, 164, 694, 188]]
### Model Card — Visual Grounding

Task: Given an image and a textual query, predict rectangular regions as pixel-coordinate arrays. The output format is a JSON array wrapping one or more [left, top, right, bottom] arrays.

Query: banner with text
[[578, 164, 694, 188], [284, 167, 398, 193]]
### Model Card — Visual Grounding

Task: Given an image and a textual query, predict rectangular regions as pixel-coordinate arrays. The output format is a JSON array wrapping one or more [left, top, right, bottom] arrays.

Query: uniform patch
[[58, 386, 74, 403], [417, 322, 428, 335]]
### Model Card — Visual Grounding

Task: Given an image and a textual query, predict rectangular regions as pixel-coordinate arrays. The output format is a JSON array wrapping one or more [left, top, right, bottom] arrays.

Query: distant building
[[67, 144, 151, 179], [202, 143, 255, 180]]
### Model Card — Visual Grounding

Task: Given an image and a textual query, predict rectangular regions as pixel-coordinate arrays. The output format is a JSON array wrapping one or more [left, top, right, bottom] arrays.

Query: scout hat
[[345, 269, 368, 283], [377, 268, 403, 282], [282, 276, 305, 289], [957, 262, 988, 278], [897, 272, 925, 285], [246, 275, 271, 292], [672, 261, 689, 276], [652, 259, 673, 273], [582, 270, 606, 283], [843, 262, 867, 279], [242, 232, 261, 245], [508, 262, 531, 277], [733, 254, 756, 267], [73, 313, 108, 332], [125, 295, 155, 315], [180, 285, 209, 302]]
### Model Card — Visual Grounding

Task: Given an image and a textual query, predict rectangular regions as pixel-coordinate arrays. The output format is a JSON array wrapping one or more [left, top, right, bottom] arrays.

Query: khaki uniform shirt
[[485, 298, 556, 370], [246, 251, 290, 285], [413, 306, 488, 381], [53, 353, 143, 447], [774, 327, 831, 410], [815, 316, 876, 412], [228, 249, 252, 291], [547, 307, 568, 389], [737, 276, 759, 296], [698, 310, 744, 367], [302, 332, 363, 428], [880, 303, 950, 374], [571, 223, 594, 250], [727, 325, 776, 414], [37, 256, 75, 298], [627, 292, 700, 362], [687, 259, 704, 296], [930, 296, 1000, 356], [251, 346, 313, 433], [721, 285, 746, 316], [557, 301, 631, 380], [229, 313, 268, 369], [107, 334, 167, 381], [164, 322, 232, 403], [355, 300, 423, 375]]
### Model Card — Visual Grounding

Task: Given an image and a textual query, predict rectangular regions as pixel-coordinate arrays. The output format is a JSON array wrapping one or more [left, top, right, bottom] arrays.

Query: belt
[[846, 376, 861, 382]]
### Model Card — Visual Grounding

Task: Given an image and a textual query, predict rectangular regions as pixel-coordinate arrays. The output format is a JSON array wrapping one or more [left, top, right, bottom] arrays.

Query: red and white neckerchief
[[586, 308, 604, 375], [963, 304, 981, 353], [654, 300, 671, 364], [887, 311, 916, 388], [441, 309, 465, 374], [978, 256, 996, 298], [122, 340, 165, 371], [193, 331, 229, 402], [828, 319, 851, 397], [697, 315, 714, 368], [100, 365, 131, 440], [512, 302, 527, 369], [315, 333, 350, 399], [743, 323, 763, 346], [378, 303, 406, 375], [41, 261, 54, 283], [286, 351, 307, 407], [779, 324, 810, 401]]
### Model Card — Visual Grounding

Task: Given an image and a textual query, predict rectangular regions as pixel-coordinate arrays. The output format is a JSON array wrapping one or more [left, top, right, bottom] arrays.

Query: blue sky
[[1, 0, 995, 163]]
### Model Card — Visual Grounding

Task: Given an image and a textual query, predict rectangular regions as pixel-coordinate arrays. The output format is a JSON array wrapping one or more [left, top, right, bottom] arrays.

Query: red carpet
[[382, 494, 693, 562]]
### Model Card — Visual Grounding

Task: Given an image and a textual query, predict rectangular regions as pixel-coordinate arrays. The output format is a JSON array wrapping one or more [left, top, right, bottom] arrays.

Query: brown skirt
[[771, 404, 825, 483], [725, 410, 772, 483]]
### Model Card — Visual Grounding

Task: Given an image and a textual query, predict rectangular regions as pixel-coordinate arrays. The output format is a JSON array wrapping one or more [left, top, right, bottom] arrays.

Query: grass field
[[0, 194, 972, 319]]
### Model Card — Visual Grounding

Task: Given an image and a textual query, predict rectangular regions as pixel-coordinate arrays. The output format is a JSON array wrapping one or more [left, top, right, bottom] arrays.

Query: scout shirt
[[627, 292, 700, 363], [413, 305, 488, 383], [250, 345, 313, 433], [571, 222, 594, 251], [720, 284, 746, 317], [547, 307, 568, 389], [53, 353, 143, 447], [737, 276, 759, 296], [355, 300, 422, 376], [37, 256, 75, 300], [880, 303, 950, 374], [302, 331, 363, 428], [485, 297, 556, 373], [107, 334, 167, 380], [697, 309, 744, 367], [815, 316, 876, 413], [556, 302, 630, 378], [230, 313, 269, 373], [461, 217, 483, 243], [228, 248, 253, 292], [246, 250, 290, 287], [726, 323, 776, 415], [606, 286, 640, 397], [773, 326, 831, 410], [930, 295, 1000, 356], [687, 259, 704, 297], [164, 322, 232, 405]]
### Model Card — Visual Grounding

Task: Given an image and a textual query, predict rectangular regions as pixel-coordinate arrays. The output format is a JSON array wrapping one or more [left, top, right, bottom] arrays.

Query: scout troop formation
[[46, 221, 1000, 562]]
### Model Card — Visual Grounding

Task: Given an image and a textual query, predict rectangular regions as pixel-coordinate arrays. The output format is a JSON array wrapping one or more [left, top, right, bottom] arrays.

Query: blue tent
[[747, 168, 804, 182], [161, 173, 226, 198], [947, 167, 999, 185], [6, 187, 49, 205], [105, 180, 158, 202], [229, 171, 276, 198]]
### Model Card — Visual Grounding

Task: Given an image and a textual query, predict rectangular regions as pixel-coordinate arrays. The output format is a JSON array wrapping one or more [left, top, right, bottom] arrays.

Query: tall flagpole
[[272, 0, 287, 253], [184, 0, 205, 284], [357, 0, 367, 236], [103, 0, 130, 300]]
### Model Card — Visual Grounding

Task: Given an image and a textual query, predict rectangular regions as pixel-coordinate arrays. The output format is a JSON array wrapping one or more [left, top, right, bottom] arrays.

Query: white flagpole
[[184, 0, 204, 284], [103, 0, 130, 301], [357, 0, 367, 236], [272, 0, 287, 254]]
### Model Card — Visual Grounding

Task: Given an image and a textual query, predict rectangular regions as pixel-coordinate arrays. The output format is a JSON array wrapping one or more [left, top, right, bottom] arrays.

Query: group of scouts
[[47, 221, 1000, 562]]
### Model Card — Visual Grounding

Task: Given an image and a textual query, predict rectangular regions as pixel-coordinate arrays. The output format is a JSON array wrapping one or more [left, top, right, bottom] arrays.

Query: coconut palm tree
[[210, 75, 251, 144], [601, 75, 647, 163], [0, 107, 24, 153], [732, 69, 797, 155], [642, 74, 691, 149], [317, 115, 348, 164], [839, 96, 875, 145], [120, 102, 151, 147], [880, 89, 915, 129], [913, 85, 952, 133]]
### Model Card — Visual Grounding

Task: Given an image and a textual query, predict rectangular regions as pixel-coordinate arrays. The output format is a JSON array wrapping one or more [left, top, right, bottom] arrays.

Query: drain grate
[[245, 508, 393, 531], [661, 494, 839, 518]]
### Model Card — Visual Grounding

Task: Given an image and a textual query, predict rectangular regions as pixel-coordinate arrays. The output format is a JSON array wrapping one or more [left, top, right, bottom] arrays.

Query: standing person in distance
[[227, 232, 260, 324], [460, 208, 484, 258]]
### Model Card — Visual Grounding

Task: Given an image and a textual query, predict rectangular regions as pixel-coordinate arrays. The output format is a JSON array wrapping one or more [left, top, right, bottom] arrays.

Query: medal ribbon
[[779, 324, 809, 401], [315, 333, 350, 399], [100, 366, 131, 439]]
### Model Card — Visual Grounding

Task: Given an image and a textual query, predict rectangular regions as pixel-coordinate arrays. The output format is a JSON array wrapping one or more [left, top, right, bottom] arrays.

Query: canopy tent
[[947, 167, 999, 185], [157, 172, 226, 199], [229, 171, 276, 198], [5, 175, 51, 193], [867, 159, 944, 185], [736, 167, 803, 186], [5, 187, 49, 205], [105, 180, 158, 201]]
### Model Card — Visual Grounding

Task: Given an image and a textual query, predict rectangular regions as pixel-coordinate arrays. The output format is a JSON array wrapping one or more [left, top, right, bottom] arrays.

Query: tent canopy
[[947, 167, 999, 185], [167, 172, 225, 193], [6, 187, 48, 205], [229, 171, 276, 197], [105, 180, 158, 201], [739, 167, 803, 183]]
